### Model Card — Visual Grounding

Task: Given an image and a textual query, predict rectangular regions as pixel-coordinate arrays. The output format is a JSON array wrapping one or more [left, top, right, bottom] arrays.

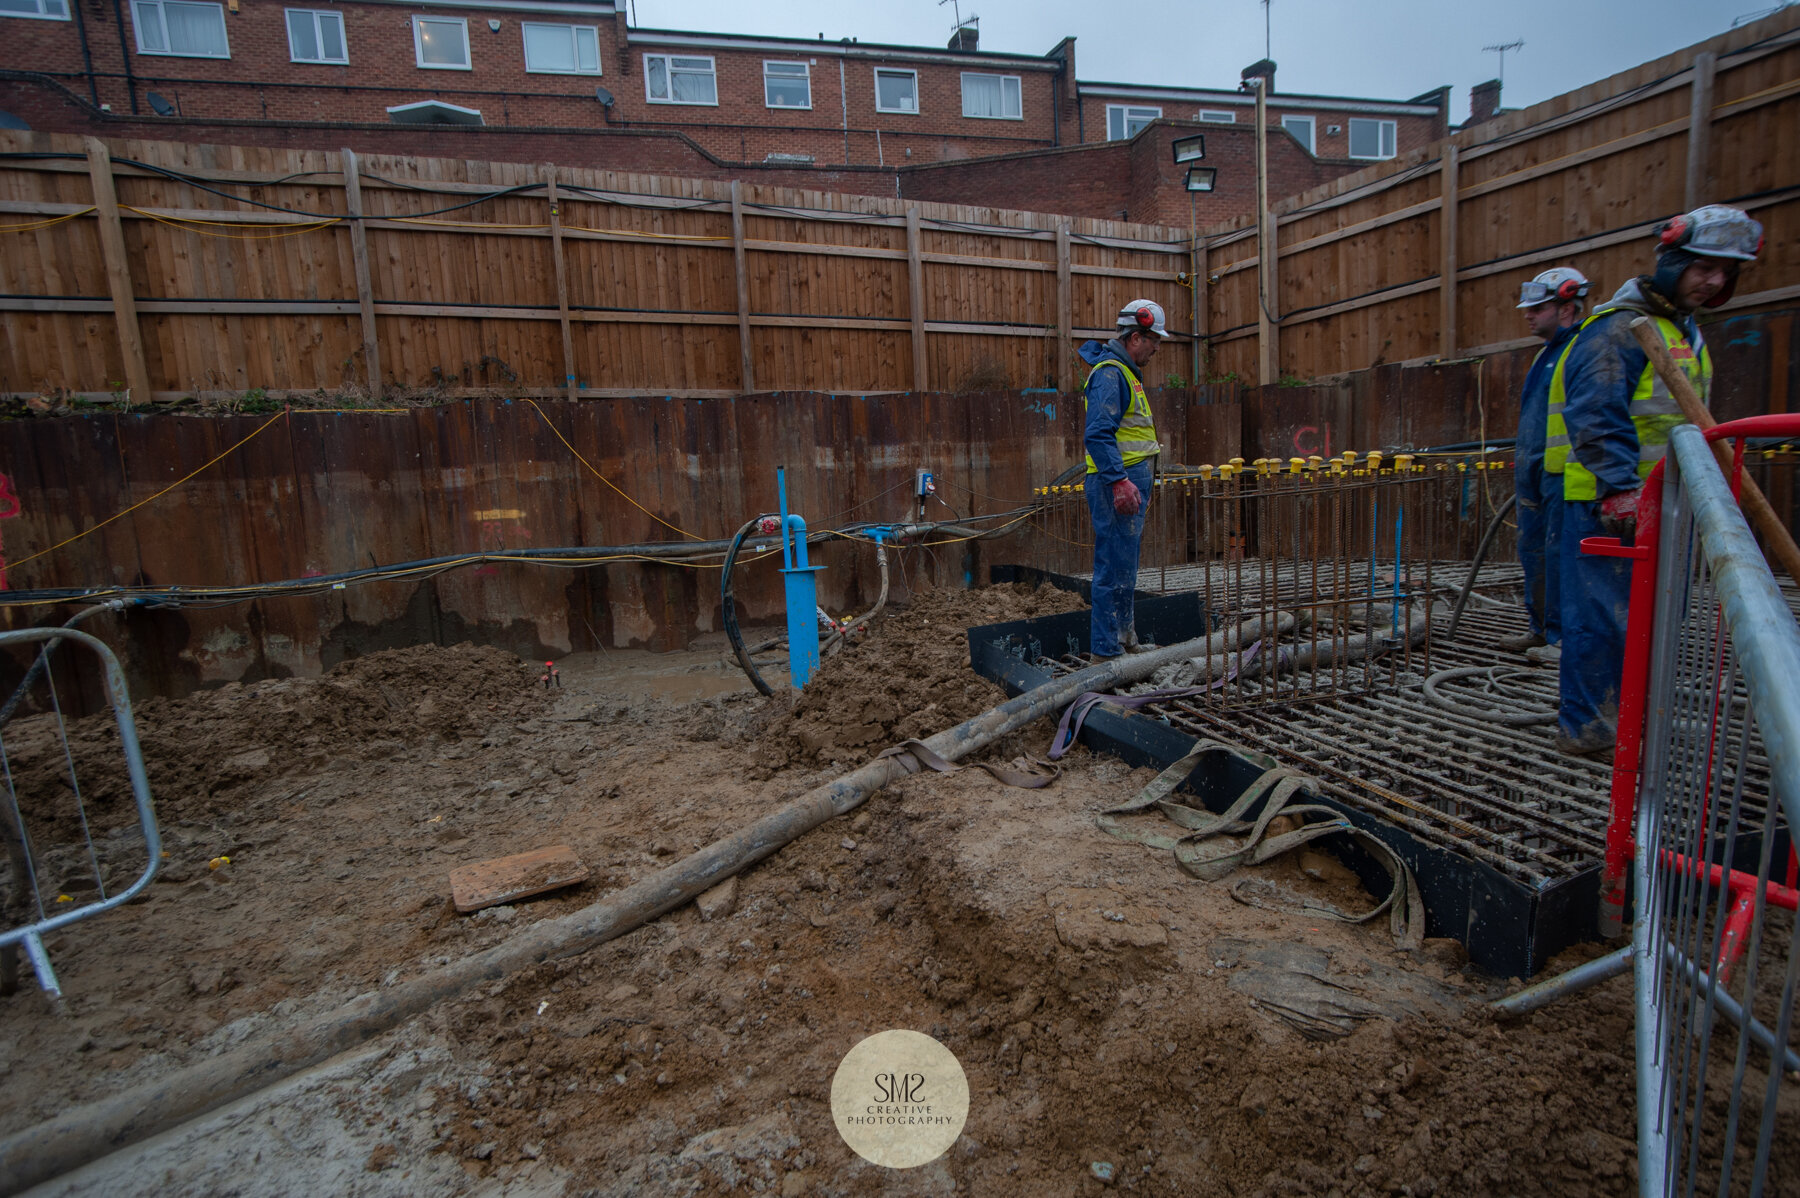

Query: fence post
[[1253, 78, 1279, 386], [543, 164, 577, 402], [340, 148, 382, 401], [1684, 51, 1717, 211], [906, 206, 928, 391], [1193, 233, 1208, 384], [1439, 143, 1459, 360], [1055, 222, 1072, 393], [82, 138, 152, 406], [729, 180, 754, 393]]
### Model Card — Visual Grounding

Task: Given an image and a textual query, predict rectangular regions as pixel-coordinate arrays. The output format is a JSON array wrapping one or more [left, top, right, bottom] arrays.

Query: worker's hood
[[1601, 275, 1683, 321], [1078, 338, 1137, 371]]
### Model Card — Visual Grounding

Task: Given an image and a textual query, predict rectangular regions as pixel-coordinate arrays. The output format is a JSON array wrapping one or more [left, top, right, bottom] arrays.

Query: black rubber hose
[[1448, 492, 1518, 641], [722, 516, 776, 696]]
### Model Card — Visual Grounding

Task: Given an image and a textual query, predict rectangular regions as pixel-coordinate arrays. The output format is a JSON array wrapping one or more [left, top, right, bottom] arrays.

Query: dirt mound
[[4, 643, 547, 841], [756, 582, 1085, 769]]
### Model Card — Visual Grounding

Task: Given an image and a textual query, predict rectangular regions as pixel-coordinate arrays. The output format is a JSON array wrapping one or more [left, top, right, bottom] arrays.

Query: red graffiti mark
[[1292, 424, 1333, 459], [473, 519, 532, 576], [0, 473, 21, 591]]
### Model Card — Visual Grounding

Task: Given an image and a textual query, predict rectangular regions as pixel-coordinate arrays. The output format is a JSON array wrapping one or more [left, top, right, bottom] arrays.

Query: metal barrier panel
[[0, 626, 159, 998], [1634, 425, 1800, 1196]]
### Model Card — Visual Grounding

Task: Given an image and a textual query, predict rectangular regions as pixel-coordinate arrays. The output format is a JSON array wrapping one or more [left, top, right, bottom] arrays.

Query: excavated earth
[[0, 582, 1784, 1197]]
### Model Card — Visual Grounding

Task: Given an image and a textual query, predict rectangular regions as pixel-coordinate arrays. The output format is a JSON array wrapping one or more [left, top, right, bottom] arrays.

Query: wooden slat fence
[[0, 131, 1199, 400], [1198, 9, 1800, 383]]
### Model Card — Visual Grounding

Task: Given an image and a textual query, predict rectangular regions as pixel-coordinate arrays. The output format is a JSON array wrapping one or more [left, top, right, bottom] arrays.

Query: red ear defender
[[1135, 307, 1155, 329], [1554, 278, 1581, 301], [1658, 214, 1691, 251]]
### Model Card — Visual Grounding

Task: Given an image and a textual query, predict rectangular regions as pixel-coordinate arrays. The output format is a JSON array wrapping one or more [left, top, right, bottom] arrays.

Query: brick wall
[[1074, 93, 1443, 161]]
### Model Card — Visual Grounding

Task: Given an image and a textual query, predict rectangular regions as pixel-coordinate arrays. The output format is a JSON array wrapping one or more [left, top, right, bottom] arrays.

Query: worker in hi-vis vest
[[1505, 267, 1590, 656], [1546, 204, 1763, 758], [1078, 299, 1167, 657]]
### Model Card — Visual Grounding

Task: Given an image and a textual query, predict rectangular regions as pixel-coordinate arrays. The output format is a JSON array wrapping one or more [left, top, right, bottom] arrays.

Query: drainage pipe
[[0, 621, 1241, 1194]]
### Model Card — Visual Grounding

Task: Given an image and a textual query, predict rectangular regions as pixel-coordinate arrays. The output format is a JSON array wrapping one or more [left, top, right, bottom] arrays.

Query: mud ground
[[0, 583, 1764, 1196]]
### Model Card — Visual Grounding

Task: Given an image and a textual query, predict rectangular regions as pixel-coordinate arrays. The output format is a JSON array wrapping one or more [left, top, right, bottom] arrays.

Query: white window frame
[[412, 15, 470, 71], [762, 59, 810, 110], [1105, 103, 1160, 140], [643, 52, 717, 106], [285, 8, 347, 64], [130, 0, 229, 58], [874, 67, 919, 115], [0, 0, 70, 21], [960, 71, 1021, 120], [1281, 113, 1315, 153], [1194, 109, 1235, 123], [1348, 117, 1397, 160], [521, 21, 600, 75]]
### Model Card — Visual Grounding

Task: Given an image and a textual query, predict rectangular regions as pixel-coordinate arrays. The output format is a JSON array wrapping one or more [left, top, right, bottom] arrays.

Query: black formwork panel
[[969, 595, 1600, 979]]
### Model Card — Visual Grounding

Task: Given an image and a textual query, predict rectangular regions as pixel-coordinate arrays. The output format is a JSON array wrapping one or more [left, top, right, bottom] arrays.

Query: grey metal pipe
[[1491, 945, 1631, 1016], [0, 623, 1227, 1194]]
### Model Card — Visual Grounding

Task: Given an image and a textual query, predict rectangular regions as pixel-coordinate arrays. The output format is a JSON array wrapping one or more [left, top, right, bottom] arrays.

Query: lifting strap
[[1096, 738, 1424, 950]]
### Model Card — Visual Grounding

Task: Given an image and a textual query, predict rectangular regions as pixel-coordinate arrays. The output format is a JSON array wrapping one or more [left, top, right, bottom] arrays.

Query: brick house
[[0, 1, 1448, 222]]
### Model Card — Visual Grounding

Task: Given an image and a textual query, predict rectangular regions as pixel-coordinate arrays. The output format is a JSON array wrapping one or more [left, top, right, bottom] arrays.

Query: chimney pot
[[948, 23, 978, 52], [1469, 78, 1502, 125]]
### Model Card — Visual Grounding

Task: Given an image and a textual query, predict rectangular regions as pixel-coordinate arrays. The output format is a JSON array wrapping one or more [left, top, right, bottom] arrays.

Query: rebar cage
[[1632, 424, 1800, 1196], [0, 626, 160, 999]]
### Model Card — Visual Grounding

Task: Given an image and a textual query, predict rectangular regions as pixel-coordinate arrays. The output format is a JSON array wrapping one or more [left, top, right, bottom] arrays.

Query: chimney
[[948, 21, 978, 52], [1469, 78, 1502, 125], [1240, 58, 1275, 94]]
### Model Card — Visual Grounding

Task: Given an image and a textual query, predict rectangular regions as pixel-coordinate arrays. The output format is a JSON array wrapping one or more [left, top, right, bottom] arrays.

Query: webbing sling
[[1095, 739, 1424, 949]]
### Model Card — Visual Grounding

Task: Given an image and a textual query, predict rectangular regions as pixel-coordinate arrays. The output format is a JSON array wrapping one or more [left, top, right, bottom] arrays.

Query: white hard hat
[[1515, 267, 1589, 309], [1657, 204, 1764, 262], [1116, 299, 1169, 339]]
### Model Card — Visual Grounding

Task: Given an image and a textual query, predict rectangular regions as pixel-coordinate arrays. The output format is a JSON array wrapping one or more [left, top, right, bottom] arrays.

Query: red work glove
[[1111, 478, 1142, 516], [1599, 487, 1641, 536]]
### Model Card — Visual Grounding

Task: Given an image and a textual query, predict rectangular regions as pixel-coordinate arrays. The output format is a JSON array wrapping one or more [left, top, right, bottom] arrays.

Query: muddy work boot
[[1525, 643, 1562, 665], [1496, 630, 1547, 653], [1123, 626, 1157, 654], [1553, 727, 1616, 763]]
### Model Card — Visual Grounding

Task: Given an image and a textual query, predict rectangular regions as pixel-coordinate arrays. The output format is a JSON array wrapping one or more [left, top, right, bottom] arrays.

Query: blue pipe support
[[775, 469, 824, 687]]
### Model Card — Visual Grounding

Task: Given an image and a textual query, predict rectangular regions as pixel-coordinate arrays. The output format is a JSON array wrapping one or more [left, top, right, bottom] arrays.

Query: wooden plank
[[341, 148, 382, 401], [729, 180, 754, 393], [1055, 223, 1072, 393], [1068, 263, 1184, 281], [449, 844, 589, 914], [1254, 78, 1277, 386], [82, 138, 152, 405], [1276, 199, 1440, 259], [1439, 144, 1458, 360], [906, 206, 927, 390], [543, 164, 577, 402], [1192, 234, 1207, 382], [1686, 51, 1717, 210]]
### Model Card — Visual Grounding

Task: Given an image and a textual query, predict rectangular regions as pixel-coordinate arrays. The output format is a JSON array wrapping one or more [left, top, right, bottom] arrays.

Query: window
[[1281, 114, 1315, 153], [286, 8, 346, 63], [961, 72, 1021, 120], [644, 53, 716, 104], [413, 16, 468, 69], [874, 68, 918, 114], [1195, 109, 1235, 123], [522, 22, 599, 74], [131, 0, 228, 57], [1348, 117, 1397, 160], [763, 60, 810, 109], [1105, 104, 1160, 140], [0, 0, 70, 21]]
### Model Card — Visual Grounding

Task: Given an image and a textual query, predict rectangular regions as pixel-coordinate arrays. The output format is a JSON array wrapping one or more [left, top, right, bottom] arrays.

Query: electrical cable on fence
[[520, 397, 705, 540]]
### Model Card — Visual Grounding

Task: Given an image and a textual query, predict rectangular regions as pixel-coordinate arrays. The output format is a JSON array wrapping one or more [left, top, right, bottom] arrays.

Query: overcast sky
[[627, 0, 1772, 123]]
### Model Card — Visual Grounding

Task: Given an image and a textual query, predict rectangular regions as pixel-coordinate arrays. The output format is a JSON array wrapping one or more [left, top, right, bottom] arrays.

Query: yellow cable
[[7, 408, 289, 574], [520, 398, 704, 541], [386, 216, 549, 230], [124, 207, 341, 240], [562, 224, 731, 242], [0, 208, 95, 233]]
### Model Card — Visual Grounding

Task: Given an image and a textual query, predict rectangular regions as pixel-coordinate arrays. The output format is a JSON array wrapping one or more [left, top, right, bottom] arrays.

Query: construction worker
[[1504, 267, 1589, 654], [1079, 299, 1166, 657], [1548, 204, 1763, 756]]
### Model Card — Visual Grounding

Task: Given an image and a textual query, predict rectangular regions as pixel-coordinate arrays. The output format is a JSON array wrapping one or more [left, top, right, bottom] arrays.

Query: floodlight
[[1184, 166, 1217, 192], [1171, 134, 1205, 164]]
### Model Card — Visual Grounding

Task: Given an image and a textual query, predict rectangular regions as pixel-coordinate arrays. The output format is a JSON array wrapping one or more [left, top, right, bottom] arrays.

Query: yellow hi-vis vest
[[1546, 312, 1711, 501], [1083, 357, 1161, 474]]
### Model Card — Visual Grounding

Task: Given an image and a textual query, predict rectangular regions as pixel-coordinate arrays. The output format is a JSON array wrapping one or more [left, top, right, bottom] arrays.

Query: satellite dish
[[147, 92, 176, 117], [594, 87, 614, 107]]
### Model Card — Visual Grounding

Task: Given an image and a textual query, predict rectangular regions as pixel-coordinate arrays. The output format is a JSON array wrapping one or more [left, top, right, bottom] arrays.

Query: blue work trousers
[[1516, 465, 1564, 644], [1558, 498, 1633, 741], [1086, 460, 1153, 658]]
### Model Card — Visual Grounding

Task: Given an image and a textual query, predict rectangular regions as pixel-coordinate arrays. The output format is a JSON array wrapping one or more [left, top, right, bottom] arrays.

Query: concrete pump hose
[[0, 615, 1274, 1195]]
